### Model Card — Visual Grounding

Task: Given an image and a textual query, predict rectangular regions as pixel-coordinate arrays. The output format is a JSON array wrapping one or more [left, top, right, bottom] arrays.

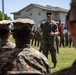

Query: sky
[[0, 0, 71, 20]]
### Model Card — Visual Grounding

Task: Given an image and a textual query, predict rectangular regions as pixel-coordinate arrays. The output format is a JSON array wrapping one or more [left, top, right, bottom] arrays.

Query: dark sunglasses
[[69, 20, 76, 24]]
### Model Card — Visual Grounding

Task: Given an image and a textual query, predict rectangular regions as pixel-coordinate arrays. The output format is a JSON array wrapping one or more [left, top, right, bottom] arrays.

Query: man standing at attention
[[39, 12, 59, 68]]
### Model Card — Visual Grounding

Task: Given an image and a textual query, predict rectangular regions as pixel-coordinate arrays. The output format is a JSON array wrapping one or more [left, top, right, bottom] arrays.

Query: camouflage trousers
[[40, 38, 57, 64]]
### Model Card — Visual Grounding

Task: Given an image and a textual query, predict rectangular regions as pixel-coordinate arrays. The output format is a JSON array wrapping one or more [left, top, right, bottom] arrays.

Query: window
[[30, 13, 32, 16], [38, 13, 41, 15]]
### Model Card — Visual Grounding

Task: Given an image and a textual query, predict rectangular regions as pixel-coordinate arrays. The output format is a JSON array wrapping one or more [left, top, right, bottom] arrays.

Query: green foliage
[[0, 11, 11, 20], [0, 11, 2, 20], [9, 35, 15, 43]]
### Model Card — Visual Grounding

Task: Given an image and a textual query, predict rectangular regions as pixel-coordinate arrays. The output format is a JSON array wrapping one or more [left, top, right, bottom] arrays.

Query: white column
[[2, 0, 4, 20]]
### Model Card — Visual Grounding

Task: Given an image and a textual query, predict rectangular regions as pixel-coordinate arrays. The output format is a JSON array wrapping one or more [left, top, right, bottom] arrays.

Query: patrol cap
[[46, 12, 52, 16], [0, 20, 11, 29], [12, 18, 35, 30]]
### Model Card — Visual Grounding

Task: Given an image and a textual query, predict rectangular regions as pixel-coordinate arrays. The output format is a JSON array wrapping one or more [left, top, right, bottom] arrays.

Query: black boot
[[53, 63, 56, 68]]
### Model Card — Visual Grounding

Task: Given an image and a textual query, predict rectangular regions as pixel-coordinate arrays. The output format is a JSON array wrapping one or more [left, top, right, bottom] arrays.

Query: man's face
[[47, 15, 52, 20], [67, 9, 76, 47]]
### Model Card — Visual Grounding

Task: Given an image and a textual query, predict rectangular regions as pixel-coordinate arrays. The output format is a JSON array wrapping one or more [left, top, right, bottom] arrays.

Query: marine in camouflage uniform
[[0, 20, 15, 48], [34, 28, 40, 47], [64, 32, 69, 47], [0, 18, 50, 75], [59, 33, 65, 47], [39, 12, 58, 68], [55, 35, 59, 54]]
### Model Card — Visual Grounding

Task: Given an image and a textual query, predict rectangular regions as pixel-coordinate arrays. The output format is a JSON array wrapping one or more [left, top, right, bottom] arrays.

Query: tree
[[0, 11, 11, 20]]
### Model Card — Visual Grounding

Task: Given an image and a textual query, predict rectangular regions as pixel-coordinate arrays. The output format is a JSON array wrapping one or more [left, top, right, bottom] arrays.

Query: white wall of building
[[53, 12, 60, 20], [13, 6, 67, 29], [60, 12, 67, 22], [20, 10, 28, 18], [14, 13, 21, 19], [27, 7, 43, 29]]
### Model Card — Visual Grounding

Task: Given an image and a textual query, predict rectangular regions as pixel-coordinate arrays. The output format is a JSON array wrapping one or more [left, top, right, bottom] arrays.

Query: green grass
[[32, 45, 76, 73], [51, 47, 76, 73], [9, 35, 15, 43], [9, 36, 76, 73]]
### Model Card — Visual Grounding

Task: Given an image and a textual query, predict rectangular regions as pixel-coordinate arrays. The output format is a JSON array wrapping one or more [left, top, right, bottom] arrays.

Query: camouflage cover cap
[[0, 20, 11, 25], [12, 18, 35, 29], [0, 20, 11, 29], [13, 18, 35, 25], [46, 12, 52, 16]]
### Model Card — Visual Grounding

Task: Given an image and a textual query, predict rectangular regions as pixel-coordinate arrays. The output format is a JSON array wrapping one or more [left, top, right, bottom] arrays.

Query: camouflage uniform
[[34, 29, 40, 47], [59, 33, 65, 47], [0, 18, 50, 75], [55, 35, 59, 53], [65, 32, 69, 47], [0, 40, 15, 48], [40, 20, 57, 65], [0, 44, 50, 75]]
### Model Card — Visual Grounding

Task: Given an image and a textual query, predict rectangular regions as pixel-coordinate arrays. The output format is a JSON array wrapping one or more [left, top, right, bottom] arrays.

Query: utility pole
[[2, 0, 4, 20]]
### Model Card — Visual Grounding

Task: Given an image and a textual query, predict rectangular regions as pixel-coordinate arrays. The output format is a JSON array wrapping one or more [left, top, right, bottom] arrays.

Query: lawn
[[9, 36, 76, 73], [32, 46, 76, 73]]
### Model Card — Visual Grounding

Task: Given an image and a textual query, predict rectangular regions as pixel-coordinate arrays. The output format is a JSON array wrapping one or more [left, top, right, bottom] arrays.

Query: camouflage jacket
[[0, 44, 50, 75], [0, 40, 15, 48], [40, 21, 58, 46], [40, 21, 58, 38]]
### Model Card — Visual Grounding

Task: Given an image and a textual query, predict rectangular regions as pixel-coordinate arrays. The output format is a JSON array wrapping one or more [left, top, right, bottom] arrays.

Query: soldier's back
[[0, 46, 50, 75]]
